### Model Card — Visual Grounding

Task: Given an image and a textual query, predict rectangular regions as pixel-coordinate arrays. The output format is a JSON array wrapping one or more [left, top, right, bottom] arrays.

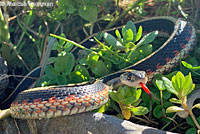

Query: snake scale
[[0, 17, 196, 119]]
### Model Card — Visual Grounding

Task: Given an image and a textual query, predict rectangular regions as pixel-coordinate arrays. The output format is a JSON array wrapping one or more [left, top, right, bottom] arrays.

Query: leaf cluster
[[109, 86, 148, 119]]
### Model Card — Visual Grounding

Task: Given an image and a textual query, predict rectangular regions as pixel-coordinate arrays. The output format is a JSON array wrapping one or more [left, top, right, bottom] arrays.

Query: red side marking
[[98, 90, 102, 103], [33, 98, 42, 103], [22, 100, 28, 105], [186, 37, 190, 41], [180, 44, 186, 49], [189, 30, 192, 34], [139, 82, 151, 95], [34, 108, 42, 113], [102, 88, 109, 100], [49, 96, 57, 102], [13, 101, 18, 105], [101, 88, 109, 96], [156, 63, 163, 70], [166, 57, 172, 63], [66, 95, 75, 101], [146, 69, 153, 75], [173, 50, 180, 57]]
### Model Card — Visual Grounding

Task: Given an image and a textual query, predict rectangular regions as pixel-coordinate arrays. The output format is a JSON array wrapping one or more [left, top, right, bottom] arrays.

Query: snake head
[[120, 70, 148, 88]]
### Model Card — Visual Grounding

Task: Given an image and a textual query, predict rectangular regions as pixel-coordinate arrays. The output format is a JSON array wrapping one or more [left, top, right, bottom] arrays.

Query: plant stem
[[160, 90, 165, 116], [182, 97, 200, 130], [50, 34, 115, 63], [94, 37, 132, 63], [105, 0, 144, 29]]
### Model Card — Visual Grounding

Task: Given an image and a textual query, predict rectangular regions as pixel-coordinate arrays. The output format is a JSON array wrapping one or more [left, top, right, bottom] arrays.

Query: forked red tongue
[[139, 82, 151, 95]]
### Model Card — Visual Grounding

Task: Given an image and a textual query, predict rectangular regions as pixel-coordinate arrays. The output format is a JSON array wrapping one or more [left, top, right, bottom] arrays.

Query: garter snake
[[0, 16, 196, 119]]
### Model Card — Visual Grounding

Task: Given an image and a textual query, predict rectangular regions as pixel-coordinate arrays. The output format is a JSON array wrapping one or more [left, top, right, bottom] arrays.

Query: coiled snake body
[[0, 17, 196, 119]]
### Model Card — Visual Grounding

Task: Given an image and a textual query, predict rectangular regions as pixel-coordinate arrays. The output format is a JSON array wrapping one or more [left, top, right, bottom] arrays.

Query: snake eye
[[127, 72, 132, 80]]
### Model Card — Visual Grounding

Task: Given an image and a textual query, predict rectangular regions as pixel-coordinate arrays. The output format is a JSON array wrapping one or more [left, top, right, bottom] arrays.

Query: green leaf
[[125, 21, 136, 37], [182, 61, 193, 69], [97, 104, 107, 113], [49, 8, 67, 21], [153, 105, 162, 118], [121, 26, 126, 40], [135, 89, 142, 101], [166, 106, 184, 113], [54, 53, 75, 75], [156, 79, 165, 91], [136, 44, 153, 58], [58, 0, 76, 14], [135, 26, 142, 42], [124, 42, 136, 49], [141, 93, 151, 108], [90, 60, 109, 77], [78, 4, 97, 22], [192, 103, 200, 109], [115, 29, 122, 43], [172, 71, 185, 93], [182, 73, 195, 96], [169, 98, 182, 104], [109, 91, 119, 102], [24, 10, 35, 26], [162, 77, 178, 96], [56, 75, 67, 85], [117, 86, 137, 105], [126, 50, 139, 62], [118, 86, 129, 100], [186, 128, 197, 134], [87, 53, 99, 64], [130, 106, 149, 115], [52, 40, 62, 51], [59, 33, 67, 46], [103, 32, 125, 50], [69, 65, 90, 83], [131, 99, 142, 107], [124, 29, 134, 42], [182, 61, 200, 70], [122, 97, 137, 105], [45, 65, 59, 79], [187, 116, 195, 126], [162, 90, 171, 100], [137, 30, 158, 45], [163, 102, 174, 109], [100, 14, 114, 21], [64, 42, 74, 52]]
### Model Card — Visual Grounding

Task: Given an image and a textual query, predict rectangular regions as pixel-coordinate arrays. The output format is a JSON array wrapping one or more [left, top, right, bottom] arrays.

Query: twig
[[0, 74, 38, 81], [39, 19, 49, 65], [167, 0, 171, 16], [13, 118, 21, 134], [20, 21, 44, 38], [105, 0, 144, 29], [131, 114, 149, 124], [182, 97, 200, 130], [37, 37, 56, 85]]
